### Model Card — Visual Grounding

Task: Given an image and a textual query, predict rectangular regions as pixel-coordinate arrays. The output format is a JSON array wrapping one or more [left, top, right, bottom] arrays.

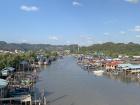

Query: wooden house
[[105, 61, 121, 71]]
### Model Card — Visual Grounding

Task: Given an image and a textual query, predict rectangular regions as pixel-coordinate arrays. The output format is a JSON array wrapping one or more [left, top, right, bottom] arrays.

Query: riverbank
[[0, 55, 59, 105], [75, 54, 140, 82]]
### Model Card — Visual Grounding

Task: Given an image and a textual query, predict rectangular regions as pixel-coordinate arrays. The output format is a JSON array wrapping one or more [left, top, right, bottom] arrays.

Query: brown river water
[[36, 56, 140, 105]]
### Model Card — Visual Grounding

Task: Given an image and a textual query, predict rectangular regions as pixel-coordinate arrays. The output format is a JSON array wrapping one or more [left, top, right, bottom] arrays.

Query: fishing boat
[[93, 70, 104, 76]]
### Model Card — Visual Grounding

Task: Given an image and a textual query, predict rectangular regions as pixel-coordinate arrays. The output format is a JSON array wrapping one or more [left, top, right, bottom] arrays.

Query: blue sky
[[0, 0, 140, 45]]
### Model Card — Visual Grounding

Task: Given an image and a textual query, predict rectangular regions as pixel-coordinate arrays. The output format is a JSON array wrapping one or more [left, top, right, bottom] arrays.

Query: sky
[[0, 0, 140, 45]]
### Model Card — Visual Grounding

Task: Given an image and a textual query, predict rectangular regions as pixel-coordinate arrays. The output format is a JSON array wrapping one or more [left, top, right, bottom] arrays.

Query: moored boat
[[93, 70, 104, 76]]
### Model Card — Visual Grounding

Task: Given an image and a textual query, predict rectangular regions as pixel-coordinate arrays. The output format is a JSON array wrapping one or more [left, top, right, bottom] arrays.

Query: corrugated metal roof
[[0, 79, 8, 89], [128, 65, 140, 69], [118, 64, 132, 68]]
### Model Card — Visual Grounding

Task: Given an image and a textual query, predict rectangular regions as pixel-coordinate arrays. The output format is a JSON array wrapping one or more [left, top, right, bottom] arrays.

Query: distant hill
[[1, 41, 140, 56], [80, 42, 140, 56], [0, 41, 78, 52]]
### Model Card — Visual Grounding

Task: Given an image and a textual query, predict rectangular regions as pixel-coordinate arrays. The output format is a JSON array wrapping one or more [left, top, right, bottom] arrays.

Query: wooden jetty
[[0, 94, 32, 105]]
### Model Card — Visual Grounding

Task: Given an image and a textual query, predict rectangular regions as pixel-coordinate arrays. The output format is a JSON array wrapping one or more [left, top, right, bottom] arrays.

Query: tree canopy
[[79, 42, 140, 57]]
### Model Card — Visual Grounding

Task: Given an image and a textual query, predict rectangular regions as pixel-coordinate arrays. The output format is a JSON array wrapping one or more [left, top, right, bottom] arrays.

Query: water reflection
[[83, 65, 140, 86], [103, 72, 140, 86], [47, 95, 69, 104]]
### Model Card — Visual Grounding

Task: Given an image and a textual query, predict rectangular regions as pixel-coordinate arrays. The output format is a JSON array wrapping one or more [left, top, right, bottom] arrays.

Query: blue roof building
[[0, 79, 8, 98]]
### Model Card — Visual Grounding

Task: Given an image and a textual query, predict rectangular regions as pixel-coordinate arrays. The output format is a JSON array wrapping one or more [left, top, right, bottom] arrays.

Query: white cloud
[[80, 35, 93, 40], [124, 0, 139, 4], [134, 26, 140, 32], [48, 36, 59, 41], [20, 5, 39, 12], [22, 39, 27, 43], [104, 32, 110, 35], [80, 35, 95, 45], [66, 41, 70, 43], [97, 41, 103, 44], [136, 35, 140, 37], [87, 40, 93, 44], [131, 26, 140, 32], [72, 1, 82, 7], [120, 31, 126, 34], [104, 19, 118, 24], [66, 41, 71, 45]]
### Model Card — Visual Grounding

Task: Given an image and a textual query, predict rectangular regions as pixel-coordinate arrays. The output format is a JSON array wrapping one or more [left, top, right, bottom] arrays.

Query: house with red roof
[[105, 61, 121, 71]]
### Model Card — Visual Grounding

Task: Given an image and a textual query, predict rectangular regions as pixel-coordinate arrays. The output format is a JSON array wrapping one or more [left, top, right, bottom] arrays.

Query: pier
[[0, 95, 32, 105]]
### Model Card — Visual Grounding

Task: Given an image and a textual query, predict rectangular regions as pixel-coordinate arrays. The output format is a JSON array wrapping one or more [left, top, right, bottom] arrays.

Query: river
[[36, 56, 140, 105]]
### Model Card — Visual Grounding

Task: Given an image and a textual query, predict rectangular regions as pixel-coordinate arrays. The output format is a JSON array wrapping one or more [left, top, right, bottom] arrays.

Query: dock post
[[30, 100, 32, 105]]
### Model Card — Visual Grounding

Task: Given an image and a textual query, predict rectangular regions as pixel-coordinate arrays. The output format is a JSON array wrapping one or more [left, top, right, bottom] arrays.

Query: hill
[[0, 41, 78, 52], [80, 42, 140, 56]]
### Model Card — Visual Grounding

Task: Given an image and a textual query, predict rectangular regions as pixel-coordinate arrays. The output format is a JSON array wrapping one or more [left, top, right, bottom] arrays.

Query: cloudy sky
[[0, 0, 140, 45]]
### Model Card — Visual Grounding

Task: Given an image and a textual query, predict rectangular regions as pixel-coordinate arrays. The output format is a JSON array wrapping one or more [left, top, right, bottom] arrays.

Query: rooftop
[[0, 79, 8, 89]]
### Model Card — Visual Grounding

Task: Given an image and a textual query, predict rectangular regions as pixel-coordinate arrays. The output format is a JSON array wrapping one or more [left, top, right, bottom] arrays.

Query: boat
[[1, 69, 10, 77], [38, 60, 43, 65], [93, 70, 104, 76], [44, 61, 48, 65]]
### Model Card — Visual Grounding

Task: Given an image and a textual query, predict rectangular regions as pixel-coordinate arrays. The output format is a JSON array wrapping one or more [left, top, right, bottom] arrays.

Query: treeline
[[80, 42, 140, 57], [0, 51, 36, 70], [0, 50, 59, 70]]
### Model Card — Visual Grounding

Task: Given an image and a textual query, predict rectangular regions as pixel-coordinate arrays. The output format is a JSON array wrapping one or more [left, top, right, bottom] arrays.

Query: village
[[76, 54, 140, 80], [0, 50, 62, 105], [1, 51, 140, 105]]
